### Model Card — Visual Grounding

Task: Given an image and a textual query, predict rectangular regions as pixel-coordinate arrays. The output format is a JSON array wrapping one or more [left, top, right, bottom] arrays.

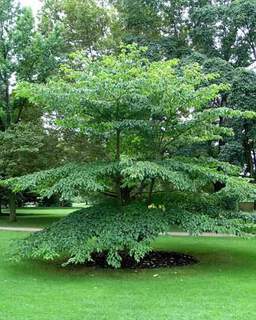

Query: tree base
[[80, 251, 198, 269]]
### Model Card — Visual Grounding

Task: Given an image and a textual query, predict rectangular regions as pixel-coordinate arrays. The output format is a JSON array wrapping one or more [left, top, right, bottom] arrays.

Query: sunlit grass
[[0, 208, 78, 228], [1, 232, 256, 320]]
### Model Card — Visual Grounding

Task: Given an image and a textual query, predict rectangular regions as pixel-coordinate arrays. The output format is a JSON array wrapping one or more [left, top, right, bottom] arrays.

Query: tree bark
[[218, 116, 225, 153], [218, 94, 227, 153], [242, 123, 254, 177], [147, 178, 155, 205], [115, 129, 122, 204], [9, 192, 17, 222], [243, 139, 253, 177], [121, 186, 131, 204], [252, 148, 256, 179], [244, 143, 253, 177]]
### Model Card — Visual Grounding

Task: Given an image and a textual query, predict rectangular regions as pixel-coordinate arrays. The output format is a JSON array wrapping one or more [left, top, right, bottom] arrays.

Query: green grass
[[0, 208, 78, 228], [1, 232, 256, 320]]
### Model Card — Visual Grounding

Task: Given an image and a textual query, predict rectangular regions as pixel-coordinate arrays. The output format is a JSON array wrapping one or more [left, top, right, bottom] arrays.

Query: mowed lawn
[[0, 232, 256, 320], [0, 208, 79, 228]]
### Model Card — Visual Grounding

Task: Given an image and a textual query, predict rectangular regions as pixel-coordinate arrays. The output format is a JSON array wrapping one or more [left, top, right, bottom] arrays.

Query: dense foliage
[[16, 203, 168, 268], [11, 46, 255, 201], [15, 199, 252, 268]]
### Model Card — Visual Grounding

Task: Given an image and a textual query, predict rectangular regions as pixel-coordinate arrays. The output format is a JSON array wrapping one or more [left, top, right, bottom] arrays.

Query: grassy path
[[0, 226, 238, 237], [0, 226, 42, 232]]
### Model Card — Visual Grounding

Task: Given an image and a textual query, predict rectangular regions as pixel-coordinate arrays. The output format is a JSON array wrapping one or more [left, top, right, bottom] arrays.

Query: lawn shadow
[[5, 237, 256, 281]]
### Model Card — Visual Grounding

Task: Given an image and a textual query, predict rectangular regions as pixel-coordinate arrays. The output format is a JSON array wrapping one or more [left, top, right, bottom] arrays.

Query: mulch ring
[[87, 251, 198, 269]]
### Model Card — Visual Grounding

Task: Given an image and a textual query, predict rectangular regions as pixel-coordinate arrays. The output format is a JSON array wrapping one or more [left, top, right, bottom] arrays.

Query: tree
[[38, 0, 256, 65], [225, 69, 256, 177], [39, 0, 111, 54], [6, 46, 256, 267], [46, 0, 255, 176], [0, 0, 64, 221], [111, 0, 256, 65], [0, 1, 35, 220], [111, 0, 191, 60], [189, 0, 256, 66], [181, 53, 256, 180], [0, 123, 45, 220], [229, 0, 256, 65]]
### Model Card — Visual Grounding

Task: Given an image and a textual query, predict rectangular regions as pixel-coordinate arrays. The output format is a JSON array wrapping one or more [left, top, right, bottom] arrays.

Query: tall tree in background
[[0, 1, 34, 220], [189, 0, 256, 66], [111, 0, 190, 60], [181, 53, 256, 179], [0, 0, 64, 221], [111, 0, 256, 65], [225, 69, 256, 176], [38, 0, 256, 65], [40, 0, 111, 54]]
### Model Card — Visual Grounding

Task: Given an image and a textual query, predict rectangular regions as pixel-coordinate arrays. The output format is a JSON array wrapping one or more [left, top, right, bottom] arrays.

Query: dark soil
[[87, 251, 198, 269]]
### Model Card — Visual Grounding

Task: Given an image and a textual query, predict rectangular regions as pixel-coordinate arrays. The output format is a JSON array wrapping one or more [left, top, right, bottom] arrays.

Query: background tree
[[110, 0, 256, 65], [181, 52, 256, 181], [0, 1, 34, 220], [224, 69, 256, 176], [188, 0, 256, 66], [0, 0, 64, 221], [111, 0, 190, 60], [39, 0, 111, 54]]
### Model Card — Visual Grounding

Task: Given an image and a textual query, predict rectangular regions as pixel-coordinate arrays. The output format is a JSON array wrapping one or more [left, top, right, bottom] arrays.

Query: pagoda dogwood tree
[[6, 45, 256, 267]]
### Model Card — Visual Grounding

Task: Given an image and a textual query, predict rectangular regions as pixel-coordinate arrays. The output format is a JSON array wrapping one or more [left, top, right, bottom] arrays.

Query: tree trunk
[[147, 178, 155, 205], [252, 148, 256, 179], [218, 94, 227, 154], [5, 80, 11, 128], [243, 140, 253, 177], [243, 123, 254, 177], [218, 116, 225, 153], [9, 192, 17, 222], [115, 129, 122, 204], [121, 186, 131, 204]]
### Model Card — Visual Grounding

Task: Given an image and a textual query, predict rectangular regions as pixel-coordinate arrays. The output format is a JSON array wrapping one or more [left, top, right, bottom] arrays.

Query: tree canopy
[[11, 46, 255, 201]]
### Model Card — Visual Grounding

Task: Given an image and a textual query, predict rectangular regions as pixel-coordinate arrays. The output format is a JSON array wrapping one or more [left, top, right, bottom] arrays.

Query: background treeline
[[0, 0, 255, 220]]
